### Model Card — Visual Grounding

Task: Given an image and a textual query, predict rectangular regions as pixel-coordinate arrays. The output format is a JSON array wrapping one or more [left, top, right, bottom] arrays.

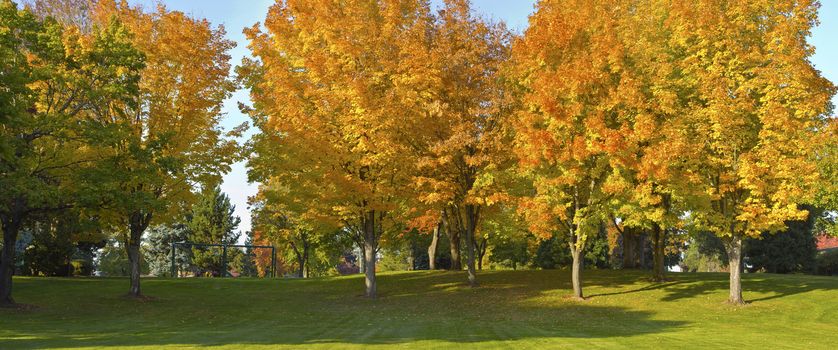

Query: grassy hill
[[1, 270, 836, 349]]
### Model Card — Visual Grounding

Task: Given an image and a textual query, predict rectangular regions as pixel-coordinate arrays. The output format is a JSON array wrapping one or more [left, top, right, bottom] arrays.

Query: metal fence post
[[271, 247, 277, 278], [221, 244, 228, 278]]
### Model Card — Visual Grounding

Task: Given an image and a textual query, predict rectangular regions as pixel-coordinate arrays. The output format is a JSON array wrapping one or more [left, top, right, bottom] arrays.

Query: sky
[[127, 0, 838, 237]]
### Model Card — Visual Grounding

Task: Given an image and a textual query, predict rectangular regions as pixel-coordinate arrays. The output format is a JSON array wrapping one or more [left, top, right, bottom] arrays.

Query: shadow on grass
[[655, 273, 838, 303], [581, 271, 838, 303], [0, 271, 689, 349]]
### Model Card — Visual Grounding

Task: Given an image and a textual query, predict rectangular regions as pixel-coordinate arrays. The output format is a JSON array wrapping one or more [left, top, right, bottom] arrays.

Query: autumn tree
[[0, 1, 142, 306], [667, 0, 835, 304], [512, 0, 640, 299], [599, 0, 699, 282], [243, 0, 433, 298], [247, 229, 279, 278], [250, 190, 323, 279], [87, 0, 239, 297], [405, 0, 512, 286], [814, 118, 837, 237]]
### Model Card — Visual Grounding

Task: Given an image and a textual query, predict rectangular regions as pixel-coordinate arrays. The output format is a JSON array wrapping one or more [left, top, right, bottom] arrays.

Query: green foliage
[[0, 1, 149, 303], [143, 224, 189, 277], [186, 186, 241, 276], [487, 233, 530, 270], [231, 238, 259, 277], [532, 227, 611, 270], [682, 231, 728, 273], [378, 249, 412, 273], [378, 229, 427, 272], [19, 211, 106, 277], [22, 224, 73, 277], [481, 206, 531, 270], [745, 209, 818, 274], [815, 250, 838, 276], [96, 238, 147, 277]]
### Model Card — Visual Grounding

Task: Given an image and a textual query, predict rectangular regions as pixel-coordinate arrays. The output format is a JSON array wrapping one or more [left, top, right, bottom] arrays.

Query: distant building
[[816, 234, 838, 252]]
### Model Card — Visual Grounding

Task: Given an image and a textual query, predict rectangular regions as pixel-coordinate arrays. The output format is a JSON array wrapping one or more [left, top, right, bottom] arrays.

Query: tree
[[249, 192, 321, 278], [814, 119, 837, 237], [186, 186, 241, 276], [88, 0, 239, 297], [0, 1, 142, 306], [682, 231, 728, 273], [97, 238, 147, 277], [143, 223, 189, 277], [242, 0, 433, 298], [405, 0, 512, 286], [247, 229, 279, 277], [21, 209, 106, 276], [668, 0, 835, 304], [745, 206, 819, 274], [511, 0, 637, 299]]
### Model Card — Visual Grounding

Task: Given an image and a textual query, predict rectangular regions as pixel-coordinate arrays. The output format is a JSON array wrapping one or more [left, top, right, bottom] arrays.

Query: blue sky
[[128, 0, 837, 236]]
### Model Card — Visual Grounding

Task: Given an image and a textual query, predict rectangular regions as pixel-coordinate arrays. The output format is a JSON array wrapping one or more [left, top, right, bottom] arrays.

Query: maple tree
[[248, 229, 278, 278], [405, 0, 512, 286], [0, 0, 143, 305], [602, 0, 695, 282], [84, 0, 239, 297], [664, 0, 835, 304], [242, 0, 433, 298], [250, 189, 325, 279], [512, 0, 644, 299], [814, 118, 837, 237]]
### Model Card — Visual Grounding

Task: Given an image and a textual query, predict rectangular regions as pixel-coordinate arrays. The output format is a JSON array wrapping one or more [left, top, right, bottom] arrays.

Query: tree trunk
[[296, 256, 304, 278], [651, 223, 666, 282], [291, 241, 305, 278], [464, 205, 479, 287], [571, 247, 583, 300], [464, 227, 477, 287], [126, 241, 141, 296], [302, 243, 309, 279], [476, 237, 487, 271], [363, 211, 377, 298], [407, 240, 415, 271], [443, 212, 461, 270], [725, 234, 745, 305], [622, 230, 636, 269], [126, 212, 150, 298], [428, 221, 440, 270], [0, 219, 21, 307]]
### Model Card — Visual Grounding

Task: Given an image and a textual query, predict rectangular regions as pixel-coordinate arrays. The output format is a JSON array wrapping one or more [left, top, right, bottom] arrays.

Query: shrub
[[816, 250, 838, 276]]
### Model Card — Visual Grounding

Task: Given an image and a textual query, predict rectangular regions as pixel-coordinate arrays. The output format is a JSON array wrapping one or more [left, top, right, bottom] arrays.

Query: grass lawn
[[1, 270, 836, 349]]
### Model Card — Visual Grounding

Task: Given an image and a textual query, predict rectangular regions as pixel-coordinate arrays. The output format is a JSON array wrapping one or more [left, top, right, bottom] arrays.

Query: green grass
[[1, 270, 836, 349]]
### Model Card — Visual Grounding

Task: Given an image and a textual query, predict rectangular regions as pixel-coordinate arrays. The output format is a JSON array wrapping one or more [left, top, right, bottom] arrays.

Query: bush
[[816, 250, 838, 276], [745, 207, 818, 274], [532, 228, 611, 270]]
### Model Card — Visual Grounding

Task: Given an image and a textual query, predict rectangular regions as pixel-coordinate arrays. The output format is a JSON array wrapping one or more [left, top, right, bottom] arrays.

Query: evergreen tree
[[187, 186, 241, 276], [143, 224, 190, 277], [745, 207, 819, 274]]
